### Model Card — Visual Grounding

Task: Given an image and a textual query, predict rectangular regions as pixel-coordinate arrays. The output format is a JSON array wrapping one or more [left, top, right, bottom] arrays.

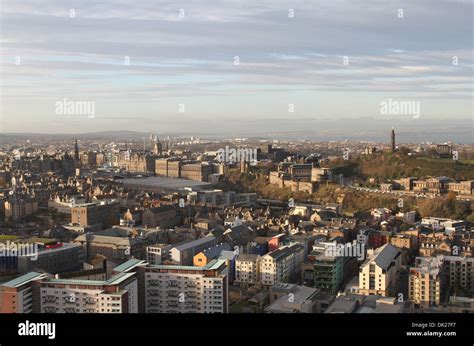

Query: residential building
[[409, 256, 444, 309], [235, 254, 260, 287], [359, 244, 401, 297], [115, 258, 228, 313], [193, 243, 232, 267], [0, 271, 137, 313], [259, 244, 304, 287], [169, 236, 216, 266], [444, 256, 474, 295], [0, 272, 46, 313]]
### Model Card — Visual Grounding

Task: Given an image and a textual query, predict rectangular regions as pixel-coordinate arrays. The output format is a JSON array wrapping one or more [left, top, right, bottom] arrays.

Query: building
[[120, 153, 155, 173], [193, 243, 232, 267], [142, 205, 178, 228], [17, 241, 85, 274], [187, 189, 257, 207], [0, 272, 46, 313], [259, 244, 304, 287], [312, 253, 344, 294], [4, 197, 38, 222], [0, 271, 138, 313], [115, 258, 229, 313], [359, 244, 401, 297], [146, 244, 172, 265], [155, 159, 211, 182], [265, 283, 320, 313], [436, 143, 452, 158], [390, 234, 417, 264], [71, 201, 120, 230], [409, 256, 444, 309], [169, 236, 217, 266], [447, 180, 474, 195], [413, 177, 451, 194], [121, 176, 213, 194], [155, 158, 181, 178], [180, 162, 212, 182], [443, 256, 474, 295], [235, 254, 260, 287], [37, 272, 137, 313], [80, 151, 97, 168], [421, 217, 465, 233], [311, 167, 332, 183], [73, 227, 158, 261]]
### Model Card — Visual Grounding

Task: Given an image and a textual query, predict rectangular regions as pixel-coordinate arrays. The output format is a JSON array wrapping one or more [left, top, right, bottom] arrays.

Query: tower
[[74, 140, 80, 161], [391, 127, 396, 152], [153, 136, 162, 155]]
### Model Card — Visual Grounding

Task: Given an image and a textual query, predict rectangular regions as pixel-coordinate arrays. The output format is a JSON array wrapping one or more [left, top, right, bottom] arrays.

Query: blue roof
[[47, 272, 136, 286], [148, 259, 226, 271], [113, 258, 146, 273], [2, 272, 44, 288]]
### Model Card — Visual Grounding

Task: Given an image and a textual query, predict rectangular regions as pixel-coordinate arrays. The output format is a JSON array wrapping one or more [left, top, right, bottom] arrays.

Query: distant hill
[[0, 131, 148, 140], [330, 152, 474, 181]]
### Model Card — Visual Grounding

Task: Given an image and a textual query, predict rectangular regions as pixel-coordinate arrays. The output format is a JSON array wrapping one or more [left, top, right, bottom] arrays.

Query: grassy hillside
[[329, 152, 474, 182]]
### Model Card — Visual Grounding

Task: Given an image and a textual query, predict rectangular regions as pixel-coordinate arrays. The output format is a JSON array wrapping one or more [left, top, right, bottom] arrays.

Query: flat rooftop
[[1, 272, 45, 288], [121, 176, 213, 192], [46, 271, 136, 287]]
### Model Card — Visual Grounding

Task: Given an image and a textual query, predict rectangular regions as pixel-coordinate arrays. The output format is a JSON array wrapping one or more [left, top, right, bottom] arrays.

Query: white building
[[235, 254, 260, 287], [259, 244, 304, 287], [359, 244, 401, 297], [147, 244, 172, 265], [115, 258, 229, 313], [38, 272, 138, 313]]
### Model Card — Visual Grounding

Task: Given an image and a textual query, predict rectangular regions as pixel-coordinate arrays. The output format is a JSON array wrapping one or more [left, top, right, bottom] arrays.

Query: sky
[[0, 0, 473, 140]]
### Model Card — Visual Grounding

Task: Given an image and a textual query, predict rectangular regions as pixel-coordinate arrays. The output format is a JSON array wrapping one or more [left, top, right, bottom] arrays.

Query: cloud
[[0, 0, 472, 134]]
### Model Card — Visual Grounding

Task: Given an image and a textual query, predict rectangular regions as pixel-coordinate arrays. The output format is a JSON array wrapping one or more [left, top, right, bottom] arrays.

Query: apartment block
[[235, 254, 260, 287], [36, 272, 138, 313], [444, 256, 474, 295], [0, 272, 46, 313], [114, 258, 228, 313], [359, 244, 401, 297], [409, 256, 444, 309], [0, 271, 138, 313], [259, 244, 304, 287]]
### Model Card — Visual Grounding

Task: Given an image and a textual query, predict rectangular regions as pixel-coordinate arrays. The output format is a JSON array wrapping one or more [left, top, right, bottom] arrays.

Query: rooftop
[[46, 271, 136, 287], [121, 176, 212, 192], [1, 272, 45, 288], [172, 236, 216, 251]]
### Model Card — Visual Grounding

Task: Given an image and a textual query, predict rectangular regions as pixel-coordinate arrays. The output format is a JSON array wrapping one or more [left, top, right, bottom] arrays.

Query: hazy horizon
[[1, 0, 473, 138]]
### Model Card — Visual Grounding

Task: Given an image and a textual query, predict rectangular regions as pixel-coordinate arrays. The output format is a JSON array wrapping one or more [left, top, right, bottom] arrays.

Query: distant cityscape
[[0, 128, 473, 314]]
